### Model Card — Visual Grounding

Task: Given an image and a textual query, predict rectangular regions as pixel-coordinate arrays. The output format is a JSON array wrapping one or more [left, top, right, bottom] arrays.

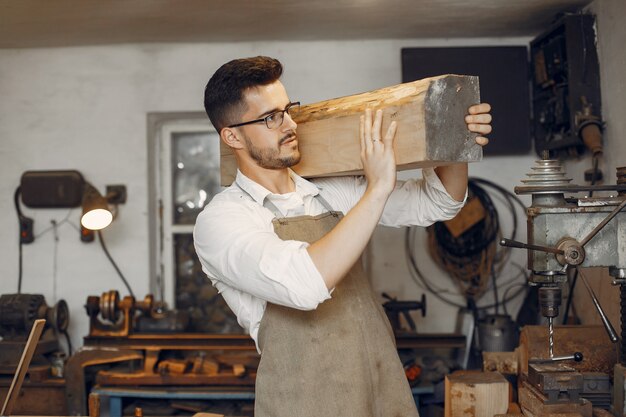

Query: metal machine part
[[501, 160, 626, 359], [84, 290, 190, 337], [0, 293, 69, 368], [528, 362, 584, 404], [382, 293, 426, 333]]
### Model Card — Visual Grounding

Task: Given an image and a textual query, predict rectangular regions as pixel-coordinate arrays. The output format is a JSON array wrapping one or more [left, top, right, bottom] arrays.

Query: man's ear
[[220, 127, 244, 150]]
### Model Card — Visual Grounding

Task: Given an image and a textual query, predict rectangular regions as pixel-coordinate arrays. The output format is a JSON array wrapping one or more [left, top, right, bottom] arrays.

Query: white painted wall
[[1, 37, 536, 351]]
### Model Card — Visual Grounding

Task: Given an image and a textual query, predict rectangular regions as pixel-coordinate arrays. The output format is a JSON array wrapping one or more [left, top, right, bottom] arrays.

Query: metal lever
[[577, 268, 619, 343], [500, 238, 565, 255], [530, 352, 584, 363]]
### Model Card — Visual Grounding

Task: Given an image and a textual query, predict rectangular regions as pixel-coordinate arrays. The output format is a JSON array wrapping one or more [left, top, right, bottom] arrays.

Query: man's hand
[[360, 108, 398, 198], [465, 103, 492, 146]]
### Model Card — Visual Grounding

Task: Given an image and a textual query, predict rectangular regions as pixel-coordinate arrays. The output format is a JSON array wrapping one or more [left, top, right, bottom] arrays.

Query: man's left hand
[[465, 103, 492, 146]]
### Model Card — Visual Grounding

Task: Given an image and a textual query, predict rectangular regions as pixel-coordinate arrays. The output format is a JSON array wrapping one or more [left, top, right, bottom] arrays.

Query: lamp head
[[81, 183, 113, 230]]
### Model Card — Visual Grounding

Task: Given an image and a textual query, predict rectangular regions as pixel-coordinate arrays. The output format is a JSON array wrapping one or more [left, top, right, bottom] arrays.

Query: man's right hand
[[360, 108, 398, 198]]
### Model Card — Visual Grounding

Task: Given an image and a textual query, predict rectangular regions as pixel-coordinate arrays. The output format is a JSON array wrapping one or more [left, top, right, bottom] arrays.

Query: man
[[195, 56, 491, 417]]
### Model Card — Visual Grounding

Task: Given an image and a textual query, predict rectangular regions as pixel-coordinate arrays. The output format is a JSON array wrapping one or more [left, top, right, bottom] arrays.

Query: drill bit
[[548, 317, 554, 358]]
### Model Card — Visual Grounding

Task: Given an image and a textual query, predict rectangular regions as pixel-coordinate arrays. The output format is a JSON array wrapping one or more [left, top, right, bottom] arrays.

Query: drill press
[[501, 159, 626, 412]]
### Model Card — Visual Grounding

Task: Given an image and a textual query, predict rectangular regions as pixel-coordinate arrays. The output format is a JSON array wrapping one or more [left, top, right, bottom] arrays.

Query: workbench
[[92, 385, 434, 417]]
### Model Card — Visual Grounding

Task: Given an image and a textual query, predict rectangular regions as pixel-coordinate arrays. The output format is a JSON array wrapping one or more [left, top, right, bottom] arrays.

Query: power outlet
[[19, 216, 34, 244], [106, 185, 127, 204], [80, 225, 95, 243]]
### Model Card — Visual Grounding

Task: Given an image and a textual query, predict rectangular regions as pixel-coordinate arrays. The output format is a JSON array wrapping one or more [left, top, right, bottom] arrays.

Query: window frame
[[147, 111, 218, 307]]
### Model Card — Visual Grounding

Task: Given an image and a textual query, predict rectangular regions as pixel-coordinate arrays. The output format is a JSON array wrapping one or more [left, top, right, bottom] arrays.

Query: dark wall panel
[[402, 47, 531, 156]]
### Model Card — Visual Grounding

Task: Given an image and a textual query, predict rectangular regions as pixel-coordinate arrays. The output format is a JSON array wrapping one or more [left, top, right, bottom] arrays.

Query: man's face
[[234, 80, 300, 169]]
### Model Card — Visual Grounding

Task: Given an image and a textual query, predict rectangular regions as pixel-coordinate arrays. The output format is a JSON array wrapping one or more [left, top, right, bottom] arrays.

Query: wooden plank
[[88, 392, 100, 417], [220, 74, 482, 185], [1, 319, 46, 416], [444, 371, 510, 417], [96, 370, 255, 386]]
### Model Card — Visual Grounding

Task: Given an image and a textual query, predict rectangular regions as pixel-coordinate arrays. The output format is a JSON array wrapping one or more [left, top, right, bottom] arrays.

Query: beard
[[243, 131, 301, 169]]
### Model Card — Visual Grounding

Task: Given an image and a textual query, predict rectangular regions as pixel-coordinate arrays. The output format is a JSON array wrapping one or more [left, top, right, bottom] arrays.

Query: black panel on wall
[[402, 47, 531, 156]]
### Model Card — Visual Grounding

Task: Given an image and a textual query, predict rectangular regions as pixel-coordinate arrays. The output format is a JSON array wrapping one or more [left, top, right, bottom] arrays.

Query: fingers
[[365, 108, 373, 146], [467, 123, 492, 135], [361, 108, 397, 150], [360, 115, 366, 152], [384, 121, 397, 147], [475, 136, 489, 146], [372, 109, 383, 141], [465, 104, 492, 136], [465, 113, 492, 124], [468, 102, 491, 114]]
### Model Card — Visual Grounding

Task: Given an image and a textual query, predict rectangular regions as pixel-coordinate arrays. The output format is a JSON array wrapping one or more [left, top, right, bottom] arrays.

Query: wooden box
[[220, 74, 482, 185]]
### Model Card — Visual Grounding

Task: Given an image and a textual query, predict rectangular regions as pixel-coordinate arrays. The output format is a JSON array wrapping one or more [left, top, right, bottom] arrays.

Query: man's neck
[[239, 165, 295, 195]]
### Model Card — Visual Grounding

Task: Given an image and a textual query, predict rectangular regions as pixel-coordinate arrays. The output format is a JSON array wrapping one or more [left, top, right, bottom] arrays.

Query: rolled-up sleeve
[[380, 168, 467, 227], [193, 201, 331, 311]]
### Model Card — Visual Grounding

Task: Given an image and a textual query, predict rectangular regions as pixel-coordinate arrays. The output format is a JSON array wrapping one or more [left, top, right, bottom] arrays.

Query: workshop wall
[[1, 37, 534, 350]]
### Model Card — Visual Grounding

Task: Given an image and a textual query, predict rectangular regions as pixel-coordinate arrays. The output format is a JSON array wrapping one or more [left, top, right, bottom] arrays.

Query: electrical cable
[[13, 187, 24, 294], [405, 226, 527, 311], [427, 180, 499, 299], [97, 230, 135, 298], [502, 283, 529, 316], [405, 177, 528, 312]]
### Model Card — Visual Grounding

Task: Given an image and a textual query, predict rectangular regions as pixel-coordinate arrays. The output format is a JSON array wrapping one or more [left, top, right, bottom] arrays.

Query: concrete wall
[[1, 37, 535, 350]]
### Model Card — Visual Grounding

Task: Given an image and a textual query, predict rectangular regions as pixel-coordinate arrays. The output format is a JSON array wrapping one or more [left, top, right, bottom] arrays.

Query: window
[[148, 112, 242, 333]]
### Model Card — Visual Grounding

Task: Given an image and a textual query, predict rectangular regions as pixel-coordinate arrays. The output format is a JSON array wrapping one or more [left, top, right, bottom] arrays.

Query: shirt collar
[[234, 169, 320, 205]]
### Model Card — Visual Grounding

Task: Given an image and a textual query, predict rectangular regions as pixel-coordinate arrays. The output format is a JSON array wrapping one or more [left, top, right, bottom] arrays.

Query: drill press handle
[[499, 238, 565, 255]]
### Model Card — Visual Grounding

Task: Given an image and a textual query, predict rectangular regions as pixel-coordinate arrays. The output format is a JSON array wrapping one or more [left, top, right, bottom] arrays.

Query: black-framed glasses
[[227, 102, 300, 130]]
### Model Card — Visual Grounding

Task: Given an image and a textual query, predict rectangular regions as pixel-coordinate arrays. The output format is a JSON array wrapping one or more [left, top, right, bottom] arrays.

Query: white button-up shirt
[[193, 168, 465, 351]]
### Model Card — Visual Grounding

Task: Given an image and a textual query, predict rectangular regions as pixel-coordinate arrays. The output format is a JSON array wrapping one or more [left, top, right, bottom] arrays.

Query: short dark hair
[[204, 56, 283, 132]]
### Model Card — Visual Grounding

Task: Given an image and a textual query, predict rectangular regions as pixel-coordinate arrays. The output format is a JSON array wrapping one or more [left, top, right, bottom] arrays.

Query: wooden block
[[444, 371, 510, 417], [519, 325, 618, 376], [518, 379, 592, 417], [592, 408, 614, 417], [191, 356, 220, 375], [220, 74, 482, 185], [445, 196, 486, 238], [157, 358, 189, 375], [482, 348, 520, 375], [232, 363, 246, 377]]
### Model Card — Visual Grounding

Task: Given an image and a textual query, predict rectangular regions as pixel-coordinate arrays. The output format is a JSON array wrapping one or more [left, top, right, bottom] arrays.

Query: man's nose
[[283, 111, 298, 131]]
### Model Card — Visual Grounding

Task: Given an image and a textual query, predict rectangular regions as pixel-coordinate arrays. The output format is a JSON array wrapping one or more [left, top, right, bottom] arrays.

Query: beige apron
[[252, 193, 419, 417]]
